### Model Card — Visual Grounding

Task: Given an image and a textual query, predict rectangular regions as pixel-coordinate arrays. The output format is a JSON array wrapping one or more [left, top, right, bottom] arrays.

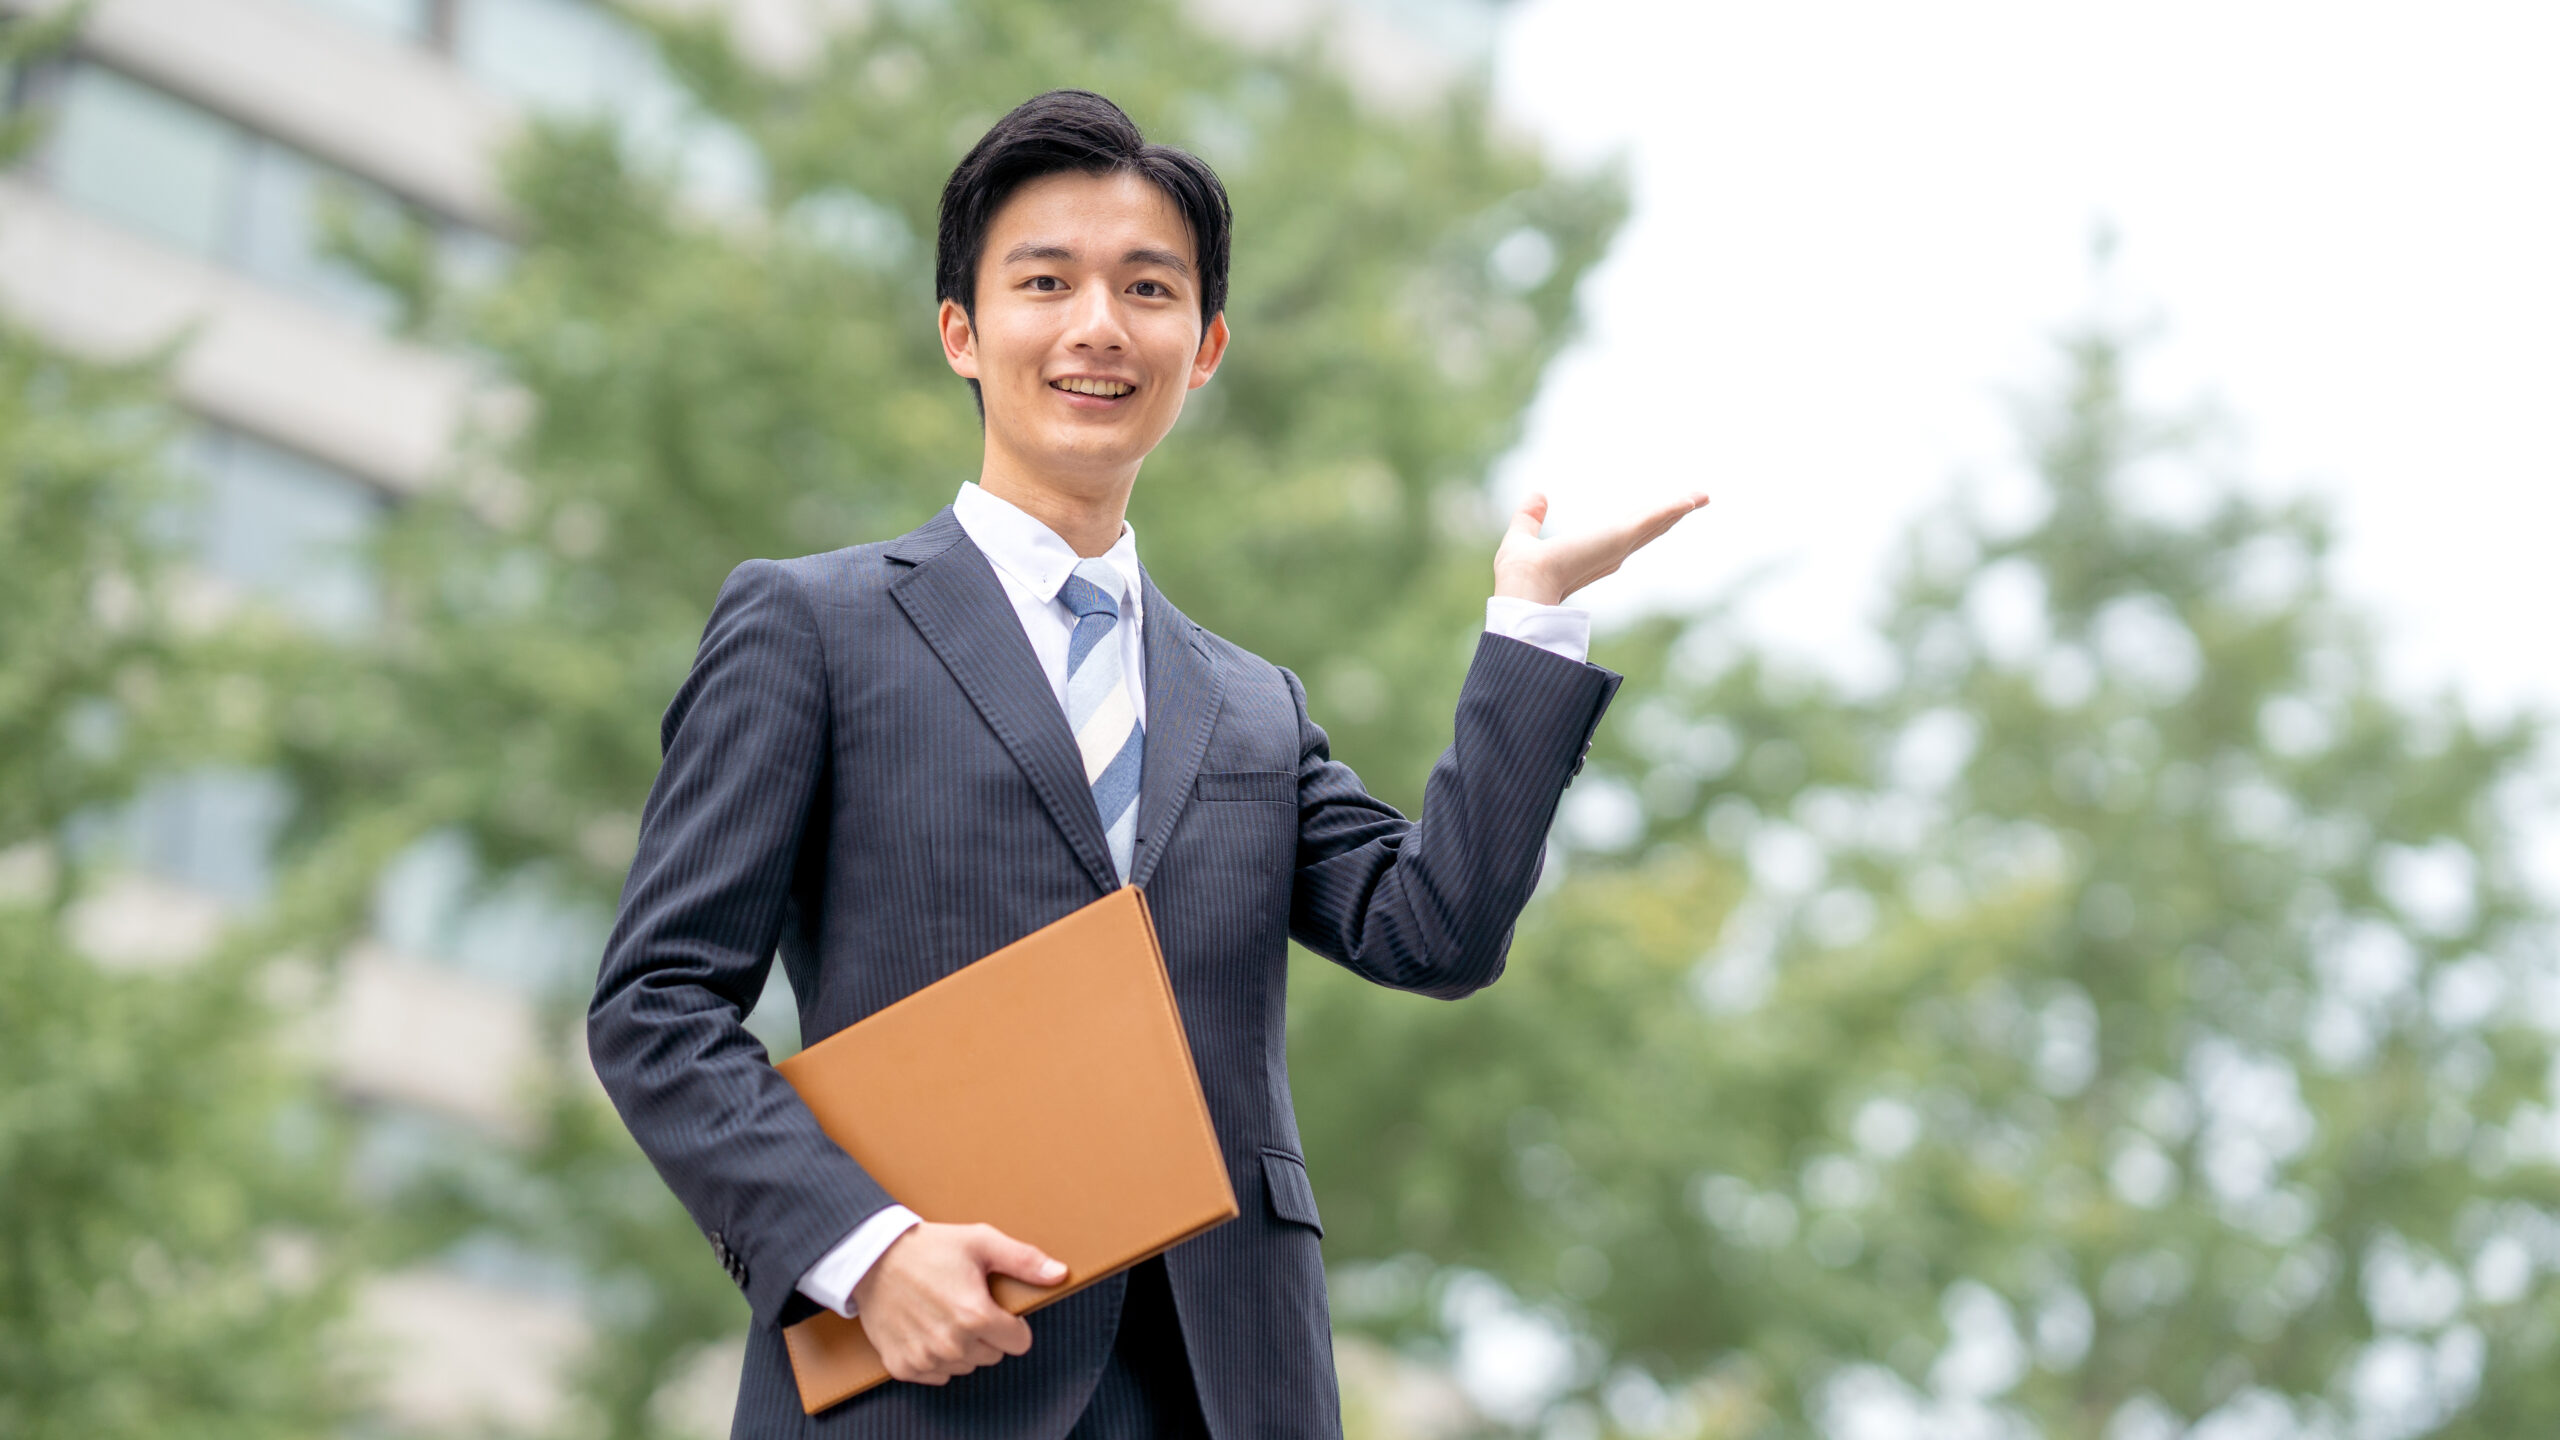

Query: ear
[[1186, 312, 1231, 391], [939, 298, 980, 380]]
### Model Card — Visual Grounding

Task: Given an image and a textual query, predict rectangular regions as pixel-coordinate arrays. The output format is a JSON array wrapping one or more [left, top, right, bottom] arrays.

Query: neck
[[975, 452, 1136, 558]]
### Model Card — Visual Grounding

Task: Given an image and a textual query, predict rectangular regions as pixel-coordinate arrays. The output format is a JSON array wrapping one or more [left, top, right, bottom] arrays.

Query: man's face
[[941, 169, 1229, 492]]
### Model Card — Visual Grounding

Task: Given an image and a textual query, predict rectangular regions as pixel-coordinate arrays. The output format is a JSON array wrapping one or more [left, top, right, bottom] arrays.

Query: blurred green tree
[[0, 311, 347, 1436], [1293, 308, 2558, 1437], [281, 0, 2557, 1433], [280, 0, 1622, 1433]]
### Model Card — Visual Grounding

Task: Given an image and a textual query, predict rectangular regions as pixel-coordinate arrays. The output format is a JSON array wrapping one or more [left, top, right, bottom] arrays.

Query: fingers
[[1626, 491, 1709, 540], [983, 1308, 1036, 1357], [882, 1298, 1030, 1383], [942, 1295, 1031, 1369], [969, 1223, 1068, 1289], [885, 1322, 1009, 1385], [960, 1330, 1008, 1368], [1606, 490, 1710, 558], [866, 1222, 1055, 1386], [1536, 490, 1705, 559], [1507, 492, 1551, 541], [1656, 490, 1710, 528]]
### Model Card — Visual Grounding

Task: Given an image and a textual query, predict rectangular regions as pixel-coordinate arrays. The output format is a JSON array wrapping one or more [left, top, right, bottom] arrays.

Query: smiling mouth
[[1051, 377, 1136, 398]]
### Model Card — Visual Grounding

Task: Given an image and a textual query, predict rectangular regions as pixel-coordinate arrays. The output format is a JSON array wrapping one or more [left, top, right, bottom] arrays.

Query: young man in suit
[[588, 89, 1706, 1437]]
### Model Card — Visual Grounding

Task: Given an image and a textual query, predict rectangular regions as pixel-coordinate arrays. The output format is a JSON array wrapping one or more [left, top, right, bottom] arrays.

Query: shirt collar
[[953, 482, 1145, 621]]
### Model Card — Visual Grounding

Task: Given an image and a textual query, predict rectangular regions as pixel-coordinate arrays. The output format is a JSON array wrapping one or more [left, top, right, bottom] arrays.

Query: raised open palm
[[1493, 490, 1711, 606]]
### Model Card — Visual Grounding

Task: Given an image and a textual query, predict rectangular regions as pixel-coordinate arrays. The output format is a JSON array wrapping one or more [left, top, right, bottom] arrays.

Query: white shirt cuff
[[1484, 596, 1592, 665], [793, 1205, 923, 1319]]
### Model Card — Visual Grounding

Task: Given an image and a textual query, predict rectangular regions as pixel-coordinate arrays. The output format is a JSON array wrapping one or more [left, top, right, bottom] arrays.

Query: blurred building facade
[[0, 0, 1500, 1430]]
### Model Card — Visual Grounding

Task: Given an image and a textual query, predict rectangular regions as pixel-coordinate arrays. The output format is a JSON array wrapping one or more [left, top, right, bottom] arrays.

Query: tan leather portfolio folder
[[773, 886, 1238, 1415]]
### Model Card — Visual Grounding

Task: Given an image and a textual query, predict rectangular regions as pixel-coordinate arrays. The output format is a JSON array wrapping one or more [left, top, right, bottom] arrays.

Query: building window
[[454, 0, 765, 210], [291, 0, 441, 46], [232, 136, 405, 321], [21, 61, 495, 325], [279, 0, 765, 211], [79, 428, 390, 908], [452, 0, 648, 115], [177, 426, 388, 635], [47, 64, 238, 257], [374, 829, 609, 995], [122, 768, 295, 908]]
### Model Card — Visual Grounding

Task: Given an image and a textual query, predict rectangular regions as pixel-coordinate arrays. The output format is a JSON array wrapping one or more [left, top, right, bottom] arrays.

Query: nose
[[1061, 281, 1131, 353]]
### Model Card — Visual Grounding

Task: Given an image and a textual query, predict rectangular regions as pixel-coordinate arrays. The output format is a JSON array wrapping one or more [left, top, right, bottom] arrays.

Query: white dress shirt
[[792, 481, 1592, 1317]]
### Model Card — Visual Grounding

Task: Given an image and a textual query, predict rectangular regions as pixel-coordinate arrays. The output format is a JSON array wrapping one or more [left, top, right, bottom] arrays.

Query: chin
[[1034, 425, 1162, 475]]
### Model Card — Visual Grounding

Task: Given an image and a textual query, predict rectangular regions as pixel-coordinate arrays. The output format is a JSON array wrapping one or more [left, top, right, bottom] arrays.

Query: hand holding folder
[[774, 887, 1239, 1415]]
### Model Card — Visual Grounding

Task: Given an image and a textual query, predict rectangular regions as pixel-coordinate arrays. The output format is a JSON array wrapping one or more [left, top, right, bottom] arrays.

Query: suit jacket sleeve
[[1284, 632, 1623, 999], [587, 559, 896, 1329]]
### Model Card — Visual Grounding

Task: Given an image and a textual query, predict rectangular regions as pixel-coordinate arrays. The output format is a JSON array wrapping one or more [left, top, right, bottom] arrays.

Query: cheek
[[974, 308, 1049, 379], [1148, 323, 1208, 386]]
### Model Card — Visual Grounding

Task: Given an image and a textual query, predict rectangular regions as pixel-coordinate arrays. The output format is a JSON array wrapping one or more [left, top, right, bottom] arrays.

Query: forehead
[[982, 169, 1193, 267]]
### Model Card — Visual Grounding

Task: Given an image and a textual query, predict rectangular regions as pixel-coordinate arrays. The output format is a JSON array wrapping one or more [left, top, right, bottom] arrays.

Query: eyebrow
[[1001, 242, 1192, 277], [1002, 242, 1076, 264], [1121, 247, 1191, 275]]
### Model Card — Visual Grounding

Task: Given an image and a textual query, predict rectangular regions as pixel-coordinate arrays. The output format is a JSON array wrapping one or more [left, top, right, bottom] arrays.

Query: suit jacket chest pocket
[[1172, 769, 1298, 907], [1194, 770, 1296, 806]]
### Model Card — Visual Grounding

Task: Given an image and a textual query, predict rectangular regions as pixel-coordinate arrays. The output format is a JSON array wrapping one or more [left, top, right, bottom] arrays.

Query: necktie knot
[[1057, 560, 1123, 622]]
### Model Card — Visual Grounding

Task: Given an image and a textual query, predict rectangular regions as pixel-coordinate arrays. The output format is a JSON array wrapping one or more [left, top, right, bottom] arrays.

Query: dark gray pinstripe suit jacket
[[588, 507, 1621, 1438]]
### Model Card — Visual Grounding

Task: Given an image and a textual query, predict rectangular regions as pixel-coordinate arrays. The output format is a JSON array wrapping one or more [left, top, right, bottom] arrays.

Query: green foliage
[[0, 333, 166, 845], [1294, 316, 2558, 1435], [273, 2, 1622, 1433], [263, 2, 2557, 1435], [0, 318, 346, 1437], [0, 913, 347, 1439]]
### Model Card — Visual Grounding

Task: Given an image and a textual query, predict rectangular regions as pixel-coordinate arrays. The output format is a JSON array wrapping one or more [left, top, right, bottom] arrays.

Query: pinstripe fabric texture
[[588, 507, 1622, 1439], [1057, 561, 1142, 883]]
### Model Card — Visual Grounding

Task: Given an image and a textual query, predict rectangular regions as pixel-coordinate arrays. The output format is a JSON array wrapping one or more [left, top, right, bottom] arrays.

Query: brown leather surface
[[775, 887, 1239, 1415]]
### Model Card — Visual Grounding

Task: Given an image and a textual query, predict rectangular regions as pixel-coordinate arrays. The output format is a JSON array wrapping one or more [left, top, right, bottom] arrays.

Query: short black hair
[[936, 90, 1232, 394]]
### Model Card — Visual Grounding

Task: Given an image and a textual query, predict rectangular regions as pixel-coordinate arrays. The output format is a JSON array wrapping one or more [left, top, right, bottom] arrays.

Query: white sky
[[1488, 0, 2560, 722], [1459, 8, 2558, 1414]]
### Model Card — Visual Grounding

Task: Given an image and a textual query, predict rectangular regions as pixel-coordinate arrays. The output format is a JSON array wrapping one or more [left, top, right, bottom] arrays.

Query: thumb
[[1507, 492, 1550, 542], [972, 1228, 1068, 1288]]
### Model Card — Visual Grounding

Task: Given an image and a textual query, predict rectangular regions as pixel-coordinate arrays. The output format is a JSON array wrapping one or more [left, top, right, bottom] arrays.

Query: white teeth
[[1055, 378, 1133, 397]]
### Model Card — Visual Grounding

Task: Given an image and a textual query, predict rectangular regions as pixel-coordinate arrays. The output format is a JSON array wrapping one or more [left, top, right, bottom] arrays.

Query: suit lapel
[[887, 508, 1121, 895], [1128, 572, 1224, 891]]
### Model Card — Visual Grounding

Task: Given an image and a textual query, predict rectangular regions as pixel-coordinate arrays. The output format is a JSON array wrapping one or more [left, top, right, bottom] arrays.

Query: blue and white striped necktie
[[1057, 559, 1143, 884]]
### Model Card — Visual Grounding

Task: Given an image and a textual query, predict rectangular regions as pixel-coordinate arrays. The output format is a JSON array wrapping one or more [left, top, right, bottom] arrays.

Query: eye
[[1026, 275, 1065, 292], [1131, 280, 1170, 298]]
